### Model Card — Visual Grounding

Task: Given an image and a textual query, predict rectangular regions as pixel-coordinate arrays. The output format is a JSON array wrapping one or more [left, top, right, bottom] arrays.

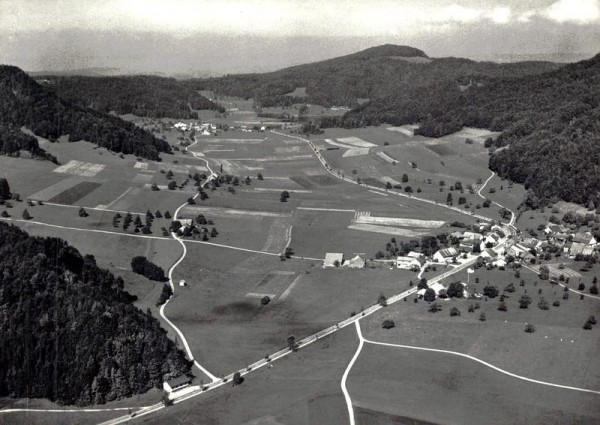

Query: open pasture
[[348, 342, 599, 425], [143, 326, 355, 425], [361, 266, 600, 390], [180, 204, 293, 252], [165, 242, 412, 373]]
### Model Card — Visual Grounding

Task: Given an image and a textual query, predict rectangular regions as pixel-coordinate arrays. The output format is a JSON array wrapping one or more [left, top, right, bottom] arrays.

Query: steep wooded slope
[[0, 222, 191, 405], [0, 66, 171, 160]]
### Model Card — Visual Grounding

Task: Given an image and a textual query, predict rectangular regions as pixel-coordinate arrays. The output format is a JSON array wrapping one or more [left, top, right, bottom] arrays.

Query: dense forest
[[43, 75, 224, 119], [190, 44, 560, 108], [337, 53, 600, 206], [0, 223, 191, 405], [0, 66, 171, 160]]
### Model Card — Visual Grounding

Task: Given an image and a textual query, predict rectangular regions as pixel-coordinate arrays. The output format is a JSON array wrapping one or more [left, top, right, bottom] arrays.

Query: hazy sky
[[1, 0, 599, 74]]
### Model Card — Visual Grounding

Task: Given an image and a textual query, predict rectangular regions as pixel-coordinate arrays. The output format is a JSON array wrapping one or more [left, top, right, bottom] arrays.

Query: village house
[[572, 232, 597, 246], [396, 255, 425, 270], [459, 238, 476, 253], [433, 247, 458, 263], [345, 255, 365, 268]]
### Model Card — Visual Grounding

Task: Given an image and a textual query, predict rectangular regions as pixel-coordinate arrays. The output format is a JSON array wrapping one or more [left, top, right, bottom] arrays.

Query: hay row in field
[[354, 213, 444, 228], [53, 160, 105, 177], [181, 205, 290, 218], [336, 136, 377, 148], [253, 188, 312, 193], [386, 124, 419, 136], [348, 223, 432, 237], [376, 151, 398, 164], [274, 146, 302, 153]]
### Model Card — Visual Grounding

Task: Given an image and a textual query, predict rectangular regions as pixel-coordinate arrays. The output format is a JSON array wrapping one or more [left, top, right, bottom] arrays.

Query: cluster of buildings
[[508, 225, 598, 261], [323, 253, 366, 268], [173, 122, 218, 135]]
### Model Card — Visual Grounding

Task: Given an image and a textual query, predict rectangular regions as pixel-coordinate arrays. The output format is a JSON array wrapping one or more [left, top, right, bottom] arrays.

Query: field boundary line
[[40, 201, 146, 216], [0, 217, 171, 241], [103, 186, 134, 210], [297, 207, 355, 212], [363, 338, 600, 395], [0, 407, 150, 414]]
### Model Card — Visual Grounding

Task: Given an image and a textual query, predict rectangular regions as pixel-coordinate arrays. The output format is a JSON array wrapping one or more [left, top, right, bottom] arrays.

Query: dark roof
[[167, 375, 192, 387]]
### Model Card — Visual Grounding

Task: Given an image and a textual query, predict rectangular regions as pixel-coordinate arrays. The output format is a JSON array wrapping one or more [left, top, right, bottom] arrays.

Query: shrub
[[537, 297, 549, 310], [479, 312, 486, 321], [583, 321, 593, 330], [552, 300, 560, 307], [156, 283, 173, 306], [428, 303, 442, 313], [503, 283, 516, 293], [381, 319, 395, 329], [260, 296, 271, 305], [590, 284, 599, 295], [378, 293, 388, 307], [497, 301, 507, 311], [449, 307, 461, 317], [524, 324, 536, 333], [588, 315, 597, 325]]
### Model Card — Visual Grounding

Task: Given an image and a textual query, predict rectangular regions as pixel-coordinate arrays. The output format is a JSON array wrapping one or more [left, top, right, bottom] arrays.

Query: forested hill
[[190, 44, 561, 107], [42, 75, 224, 119], [0, 65, 171, 160], [0, 222, 191, 405], [340, 53, 600, 206]]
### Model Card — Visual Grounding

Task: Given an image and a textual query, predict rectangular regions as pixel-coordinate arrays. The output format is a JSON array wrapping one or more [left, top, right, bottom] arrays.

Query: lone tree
[[423, 288, 436, 302], [402, 173, 409, 183], [167, 181, 177, 190], [539, 265, 550, 280], [382, 319, 395, 329], [524, 324, 536, 333], [450, 307, 461, 317], [483, 285, 499, 298], [232, 372, 244, 386], [287, 335, 298, 351], [166, 170, 174, 179], [447, 282, 464, 298], [378, 293, 388, 307], [0, 178, 11, 200], [78, 207, 88, 217], [22, 209, 31, 220], [280, 190, 290, 202], [518, 294, 532, 309]]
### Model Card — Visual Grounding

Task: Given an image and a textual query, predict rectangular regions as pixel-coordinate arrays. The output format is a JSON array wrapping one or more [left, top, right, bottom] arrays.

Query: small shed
[[163, 375, 192, 393]]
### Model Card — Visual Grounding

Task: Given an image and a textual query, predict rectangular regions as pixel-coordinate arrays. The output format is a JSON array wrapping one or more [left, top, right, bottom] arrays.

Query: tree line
[[43, 75, 225, 119]]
